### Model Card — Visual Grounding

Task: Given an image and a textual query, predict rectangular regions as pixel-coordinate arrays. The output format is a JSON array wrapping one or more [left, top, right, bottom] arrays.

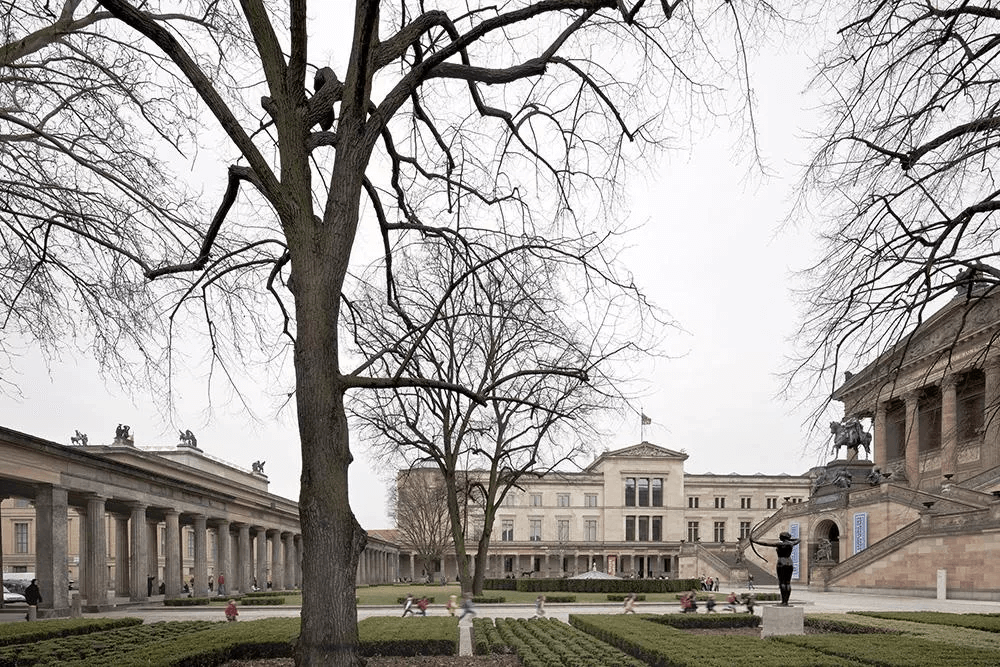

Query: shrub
[[776, 633, 1000, 666], [396, 596, 435, 604], [649, 613, 760, 629], [486, 577, 699, 594], [472, 596, 505, 604], [851, 611, 1000, 633], [358, 616, 458, 657], [805, 617, 903, 634], [239, 596, 284, 606], [163, 597, 211, 606], [0, 618, 143, 648], [607, 594, 646, 602]]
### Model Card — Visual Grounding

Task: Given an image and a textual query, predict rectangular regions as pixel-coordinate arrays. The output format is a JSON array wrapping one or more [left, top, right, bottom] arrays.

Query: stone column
[[941, 375, 959, 478], [268, 529, 283, 591], [147, 521, 159, 594], [873, 401, 887, 469], [238, 524, 252, 593], [164, 510, 182, 599], [35, 485, 69, 612], [129, 503, 148, 602], [76, 505, 87, 598], [254, 528, 268, 589], [217, 520, 232, 596], [984, 357, 1000, 470], [83, 495, 107, 608], [282, 532, 294, 589], [193, 514, 208, 597], [114, 515, 129, 598], [904, 390, 921, 486]]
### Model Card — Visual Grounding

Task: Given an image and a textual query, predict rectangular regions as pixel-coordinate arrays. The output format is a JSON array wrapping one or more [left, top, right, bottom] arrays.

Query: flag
[[641, 413, 652, 425]]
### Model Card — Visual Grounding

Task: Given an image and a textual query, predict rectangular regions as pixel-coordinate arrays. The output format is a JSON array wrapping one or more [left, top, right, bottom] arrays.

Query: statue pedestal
[[761, 605, 804, 637]]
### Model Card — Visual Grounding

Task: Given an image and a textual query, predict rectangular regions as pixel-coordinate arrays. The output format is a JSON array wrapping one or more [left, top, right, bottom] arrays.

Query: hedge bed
[[0, 618, 143, 648], [477, 617, 645, 667], [607, 594, 646, 602], [358, 616, 458, 657], [851, 612, 1000, 633], [240, 596, 285, 606], [647, 613, 760, 629], [485, 577, 700, 593], [775, 633, 1000, 666], [568, 614, 856, 666], [0, 620, 217, 667]]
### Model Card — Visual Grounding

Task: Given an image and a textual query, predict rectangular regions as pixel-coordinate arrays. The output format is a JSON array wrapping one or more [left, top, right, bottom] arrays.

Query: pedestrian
[[534, 595, 546, 618], [706, 594, 717, 613], [402, 593, 415, 617], [417, 596, 429, 616], [747, 572, 755, 590], [458, 593, 476, 621], [622, 592, 637, 614], [24, 579, 41, 621], [224, 599, 239, 621], [714, 578, 720, 592], [723, 591, 738, 612], [217, 572, 226, 596], [447, 594, 457, 616]]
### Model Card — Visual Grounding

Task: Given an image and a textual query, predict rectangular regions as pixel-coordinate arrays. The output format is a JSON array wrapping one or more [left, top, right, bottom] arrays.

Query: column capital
[[903, 389, 921, 403], [941, 374, 959, 389], [985, 355, 1000, 371]]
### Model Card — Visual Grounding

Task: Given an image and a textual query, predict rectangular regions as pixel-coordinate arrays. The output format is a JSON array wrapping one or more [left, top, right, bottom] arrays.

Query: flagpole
[[640, 409, 645, 442]]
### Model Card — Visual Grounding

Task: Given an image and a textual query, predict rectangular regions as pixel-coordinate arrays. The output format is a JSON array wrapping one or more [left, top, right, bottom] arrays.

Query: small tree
[[392, 468, 454, 580], [794, 0, 1000, 412]]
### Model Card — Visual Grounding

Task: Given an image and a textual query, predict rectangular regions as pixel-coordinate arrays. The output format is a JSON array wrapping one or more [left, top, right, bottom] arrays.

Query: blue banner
[[854, 513, 868, 555]]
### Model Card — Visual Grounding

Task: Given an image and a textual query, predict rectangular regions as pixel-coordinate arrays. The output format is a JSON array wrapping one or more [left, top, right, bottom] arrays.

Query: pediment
[[586, 441, 687, 472]]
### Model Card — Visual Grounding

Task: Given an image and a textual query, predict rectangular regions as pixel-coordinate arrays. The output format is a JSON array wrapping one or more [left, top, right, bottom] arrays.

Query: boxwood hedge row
[[0, 618, 143, 648], [485, 577, 700, 593], [851, 612, 1000, 633], [489, 617, 646, 667], [775, 633, 1000, 666]]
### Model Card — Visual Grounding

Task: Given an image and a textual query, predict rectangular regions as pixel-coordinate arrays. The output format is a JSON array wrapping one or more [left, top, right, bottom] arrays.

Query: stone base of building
[[761, 604, 804, 637]]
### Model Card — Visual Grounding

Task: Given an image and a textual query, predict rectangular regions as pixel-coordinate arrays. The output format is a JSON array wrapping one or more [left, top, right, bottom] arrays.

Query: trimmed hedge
[[358, 616, 458, 657], [851, 611, 1000, 633], [804, 617, 904, 635], [775, 633, 1000, 666], [607, 594, 646, 602], [242, 590, 291, 598], [648, 613, 760, 629], [472, 596, 505, 604], [396, 596, 436, 604], [0, 618, 143, 648], [239, 596, 284, 606], [568, 614, 856, 666], [164, 597, 212, 606], [485, 577, 700, 593], [490, 617, 646, 667]]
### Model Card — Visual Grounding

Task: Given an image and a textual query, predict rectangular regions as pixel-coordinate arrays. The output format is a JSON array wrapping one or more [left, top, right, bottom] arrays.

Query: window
[[651, 516, 662, 541], [504, 556, 514, 573], [501, 520, 514, 542], [530, 494, 542, 507], [638, 516, 649, 541], [714, 521, 726, 542], [688, 496, 699, 508], [638, 478, 649, 506], [788, 497, 803, 504], [584, 520, 597, 542], [187, 529, 195, 558], [766, 497, 778, 510], [958, 370, 986, 440], [558, 520, 569, 542], [652, 478, 663, 506], [687, 521, 699, 542], [585, 493, 598, 507], [557, 494, 570, 507], [14, 522, 28, 553], [624, 478, 636, 506], [919, 386, 943, 451], [533, 556, 541, 572], [740, 496, 752, 509], [530, 519, 541, 542], [740, 521, 752, 539], [625, 516, 636, 541], [714, 496, 725, 509]]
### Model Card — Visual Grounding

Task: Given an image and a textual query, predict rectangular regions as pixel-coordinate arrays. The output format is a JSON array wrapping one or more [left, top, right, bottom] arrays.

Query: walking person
[[622, 592, 637, 614], [401, 593, 415, 617], [217, 572, 226, 596], [534, 595, 546, 618], [747, 572, 754, 590], [24, 579, 41, 621], [224, 599, 239, 621], [458, 593, 476, 621]]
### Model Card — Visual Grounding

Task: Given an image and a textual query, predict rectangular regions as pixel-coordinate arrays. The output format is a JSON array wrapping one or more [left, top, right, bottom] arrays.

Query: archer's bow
[[746, 518, 768, 564]]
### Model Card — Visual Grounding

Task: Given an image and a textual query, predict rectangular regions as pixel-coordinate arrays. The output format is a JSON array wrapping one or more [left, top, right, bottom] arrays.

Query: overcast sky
[[0, 9, 847, 530]]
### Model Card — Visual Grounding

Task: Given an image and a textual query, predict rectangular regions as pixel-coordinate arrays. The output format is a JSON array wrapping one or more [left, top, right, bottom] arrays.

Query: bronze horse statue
[[830, 418, 872, 459]]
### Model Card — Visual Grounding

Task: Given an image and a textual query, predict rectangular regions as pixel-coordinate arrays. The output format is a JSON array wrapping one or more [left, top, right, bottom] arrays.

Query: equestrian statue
[[829, 417, 871, 460]]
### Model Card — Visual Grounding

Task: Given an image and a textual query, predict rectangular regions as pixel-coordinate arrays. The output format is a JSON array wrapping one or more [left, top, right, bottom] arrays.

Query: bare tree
[[793, 0, 1000, 417], [352, 237, 650, 594], [392, 468, 455, 581], [2, 0, 777, 662]]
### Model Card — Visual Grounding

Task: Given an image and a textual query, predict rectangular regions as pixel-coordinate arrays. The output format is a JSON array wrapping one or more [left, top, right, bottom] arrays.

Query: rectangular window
[[530, 519, 541, 542], [766, 497, 778, 510], [585, 520, 597, 542], [504, 556, 514, 573], [638, 478, 649, 506], [651, 516, 662, 541], [958, 370, 986, 440], [624, 478, 636, 506], [687, 521, 699, 543], [652, 478, 663, 506], [688, 496, 699, 509], [585, 494, 598, 507], [740, 521, 752, 539], [715, 496, 725, 509], [501, 520, 514, 542], [530, 494, 542, 507], [557, 494, 570, 507], [638, 516, 649, 541], [625, 516, 636, 541], [187, 529, 195, 558], [714, 521, 725, 542], [740, 496, 752, 509], [14, 522, 28, 554], [558, 520, 569, 542]]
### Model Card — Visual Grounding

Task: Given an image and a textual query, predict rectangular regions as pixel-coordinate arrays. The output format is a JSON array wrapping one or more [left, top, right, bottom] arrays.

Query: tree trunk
[[443, 471, 472, 593], [291, 198, 367, 665]]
